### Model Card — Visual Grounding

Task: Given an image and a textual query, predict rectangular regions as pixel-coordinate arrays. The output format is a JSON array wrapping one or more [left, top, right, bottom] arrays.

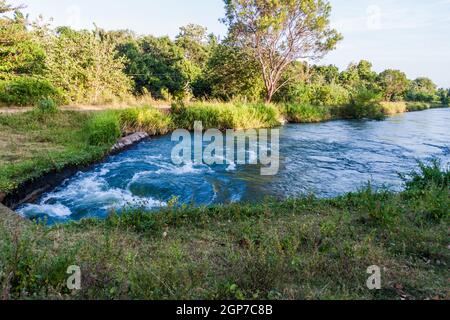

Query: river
[[18, 108, 450, 224]]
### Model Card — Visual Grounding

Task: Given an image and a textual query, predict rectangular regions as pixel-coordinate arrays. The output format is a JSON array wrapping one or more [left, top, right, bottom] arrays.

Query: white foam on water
[[155, 162, 212, 175], [19, 171, 166, 219], [18, 203, 72, 218], [226, 162, 237, 172]]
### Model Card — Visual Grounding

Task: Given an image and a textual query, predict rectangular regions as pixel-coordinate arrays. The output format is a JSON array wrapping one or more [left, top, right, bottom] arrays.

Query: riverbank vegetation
[[0, 161, 448, 300], [1, 1, 449, 114], [1, 97, 449, 198]]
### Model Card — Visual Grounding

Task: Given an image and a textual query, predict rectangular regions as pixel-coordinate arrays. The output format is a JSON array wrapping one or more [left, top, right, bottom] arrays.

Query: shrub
[[406, 102, 430, 112], [282, 103, 332, 123], [309, 84, 350, 107], [400, 160, 450, 221], [35, 98, 58, 114], [0, 77, 62, 106], [274, 83, 350, 107], [119, 107, 173, 135], [401, 160, 450, 193], [340, 88, 385, 120], [86, 112, 121, 146]]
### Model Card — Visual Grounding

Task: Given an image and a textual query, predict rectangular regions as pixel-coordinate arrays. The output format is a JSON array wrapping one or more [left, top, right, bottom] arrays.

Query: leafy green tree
[[310, 65, 340, 85], [406, 77, 437, 102], [339, 60, 377, 91], [339, 63, 360, 89], [175, 24, 218, 99], [43, 27, 132, 104], [377, 69, 409, 101], [223, 0, 342, 102], [437, 88, 449, 106], [0, 2, 45, 80], [205, 44, 264, 101], [176, 24, 211, 67], [118, 36, 190, 99], [355, 60, 378, 91]]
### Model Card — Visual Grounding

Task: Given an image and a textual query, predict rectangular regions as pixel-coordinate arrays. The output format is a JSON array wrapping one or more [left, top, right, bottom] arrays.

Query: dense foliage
[[0, 0, 448, 112]]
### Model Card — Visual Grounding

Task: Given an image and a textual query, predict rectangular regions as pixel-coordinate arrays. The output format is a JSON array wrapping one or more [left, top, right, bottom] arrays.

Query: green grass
[[0, 110, 111, 194], [281, 103, 333, 123], [0, 162, 448, 300], [118, 107, 173, 136], [171, 102, 282, 130]]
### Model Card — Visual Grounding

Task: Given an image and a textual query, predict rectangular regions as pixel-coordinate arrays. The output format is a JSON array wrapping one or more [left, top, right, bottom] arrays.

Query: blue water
[[18, 108, 450, 224]]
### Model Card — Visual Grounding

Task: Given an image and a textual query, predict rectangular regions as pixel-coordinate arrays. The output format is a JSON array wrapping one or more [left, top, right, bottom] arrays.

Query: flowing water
[[18, 108, 450, 224]]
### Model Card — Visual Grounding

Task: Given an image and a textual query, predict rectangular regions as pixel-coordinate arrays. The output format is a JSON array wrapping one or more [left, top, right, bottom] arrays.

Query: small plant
[[171, 102, 281, 130], [35, 98, 58, 114], [86, 111, 121, 146], [401, 159, 450, 192]]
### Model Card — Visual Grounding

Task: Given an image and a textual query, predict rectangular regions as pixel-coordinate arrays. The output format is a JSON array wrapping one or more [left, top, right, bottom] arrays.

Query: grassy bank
[[0, 110, 110, 195], [0, 162, 448, 300]]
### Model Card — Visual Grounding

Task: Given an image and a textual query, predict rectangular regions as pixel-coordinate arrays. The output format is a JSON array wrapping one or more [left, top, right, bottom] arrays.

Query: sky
[[8, 0, 450, 88]]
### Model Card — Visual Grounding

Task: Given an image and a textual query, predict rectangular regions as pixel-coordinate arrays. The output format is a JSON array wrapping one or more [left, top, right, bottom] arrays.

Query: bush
[[340, 88, 385, 120], [86, 112, 121, 146], [0, 77, 62, 106], [282, 103, 332, 123], [119, 107, 173, 135], [400, 160, 450, 221], [274, 83, 350, 107], [406, 102, 431, 112], [309, 84, 350, 107], [35, 98, 58, 114], [401, 160, 450, 193]]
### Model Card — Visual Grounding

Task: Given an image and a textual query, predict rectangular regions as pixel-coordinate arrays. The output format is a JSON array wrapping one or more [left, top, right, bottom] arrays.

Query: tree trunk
[[265, 84, 275, 103]]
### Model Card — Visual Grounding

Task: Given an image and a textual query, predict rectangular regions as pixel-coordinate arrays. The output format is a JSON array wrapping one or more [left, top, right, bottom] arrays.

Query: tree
[[118, 36, 189, 99], [339, 60, 377, 91], [205, 44, 265, 101], [437, 88, 449, 106], [0, 2, 45, 80], [406, 77, 437, 102], [0, 0, 20, 14], [223, 0, 342, 102], [43, 27, 132, 104], [377, 69, 409, 101], [310, 64, 340, 84], [176, 24, 211, 67], [175, 24, 218, 99]]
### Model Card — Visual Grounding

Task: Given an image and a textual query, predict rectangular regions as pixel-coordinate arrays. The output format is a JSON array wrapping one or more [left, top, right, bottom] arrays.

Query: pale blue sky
[[9, 0, 450, 88]]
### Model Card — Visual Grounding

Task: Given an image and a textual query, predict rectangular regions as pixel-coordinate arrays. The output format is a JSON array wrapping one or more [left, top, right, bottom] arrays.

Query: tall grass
[[380, 101, 407, 115], [281, 103, 332, 123], [119, 107, 173, 135], [171, 102, 282, 130], [406, 102, 431, 112], [85, 111, 121, 146]]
